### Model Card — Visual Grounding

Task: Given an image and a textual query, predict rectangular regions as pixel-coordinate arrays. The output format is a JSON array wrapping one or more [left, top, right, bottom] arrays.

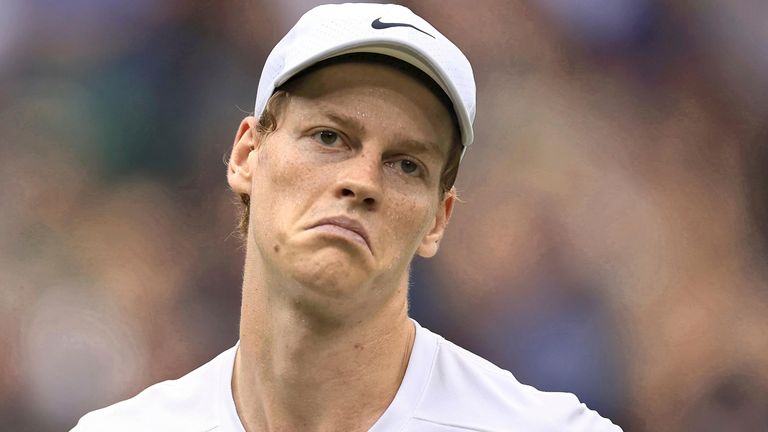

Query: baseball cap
[[254, 3, 476, 155]]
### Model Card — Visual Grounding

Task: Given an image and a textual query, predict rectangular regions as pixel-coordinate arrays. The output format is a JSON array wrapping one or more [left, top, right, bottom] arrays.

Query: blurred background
[[1, 0, 767, 430]]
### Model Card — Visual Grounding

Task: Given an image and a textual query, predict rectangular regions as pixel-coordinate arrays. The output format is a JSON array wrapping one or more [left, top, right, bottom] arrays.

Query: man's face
[[232, 60, 456, 304]]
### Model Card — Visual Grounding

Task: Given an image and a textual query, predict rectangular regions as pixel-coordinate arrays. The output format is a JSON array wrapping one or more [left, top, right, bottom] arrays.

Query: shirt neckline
[[367, 319, 438, 431], [217, 341, 246, 432], [218, 319, 438, 432]]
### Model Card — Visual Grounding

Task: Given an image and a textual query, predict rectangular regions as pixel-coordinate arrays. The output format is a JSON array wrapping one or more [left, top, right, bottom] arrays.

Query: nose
[[334, 153, 382, 211]]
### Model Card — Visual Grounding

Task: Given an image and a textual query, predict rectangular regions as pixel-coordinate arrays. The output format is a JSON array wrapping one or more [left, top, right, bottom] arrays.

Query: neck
[[232, 255, 415, 432]]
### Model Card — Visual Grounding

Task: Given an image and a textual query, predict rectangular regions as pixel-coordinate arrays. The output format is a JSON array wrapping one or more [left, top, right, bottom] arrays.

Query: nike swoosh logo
[[371, 18, 435, 39]]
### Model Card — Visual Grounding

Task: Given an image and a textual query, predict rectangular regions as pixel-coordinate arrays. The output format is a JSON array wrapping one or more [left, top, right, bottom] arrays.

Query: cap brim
[[272, 39, 474, 151]]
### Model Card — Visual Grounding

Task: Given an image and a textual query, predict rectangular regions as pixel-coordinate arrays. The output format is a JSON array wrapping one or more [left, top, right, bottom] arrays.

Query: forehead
[[284, 54, 453, 106]]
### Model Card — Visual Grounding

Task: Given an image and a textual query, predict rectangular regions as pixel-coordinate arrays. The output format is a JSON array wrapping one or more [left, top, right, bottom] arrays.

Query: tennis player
[[73, 3, 622, 431]]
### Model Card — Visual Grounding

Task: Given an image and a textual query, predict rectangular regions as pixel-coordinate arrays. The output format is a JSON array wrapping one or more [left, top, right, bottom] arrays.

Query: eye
[[313, 130, 339, 146], [396, 159, 421, 176]]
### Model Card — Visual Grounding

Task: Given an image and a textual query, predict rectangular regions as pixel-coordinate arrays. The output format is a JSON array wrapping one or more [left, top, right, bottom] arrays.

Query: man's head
[[226, 3, 475, 311], [232, 3, 475, 237], [233, 52, 463, 238]]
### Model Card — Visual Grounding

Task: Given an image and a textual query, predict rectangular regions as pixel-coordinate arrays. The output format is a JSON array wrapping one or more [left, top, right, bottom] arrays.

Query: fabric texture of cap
[[254, 2, 476, 151]]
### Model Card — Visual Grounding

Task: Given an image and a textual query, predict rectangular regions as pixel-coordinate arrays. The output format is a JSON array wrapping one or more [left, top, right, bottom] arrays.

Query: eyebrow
[[391, 136, 444, 158], [325, 112, 366, 136], [321, 111, 444, 157]]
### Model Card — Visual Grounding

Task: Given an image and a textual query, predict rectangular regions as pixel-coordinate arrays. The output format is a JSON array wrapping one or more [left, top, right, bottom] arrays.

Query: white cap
[[254, 3, 476, 153]]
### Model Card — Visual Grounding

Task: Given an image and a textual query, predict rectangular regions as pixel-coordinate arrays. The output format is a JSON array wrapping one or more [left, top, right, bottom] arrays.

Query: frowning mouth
[[308, 216, 371, 252]]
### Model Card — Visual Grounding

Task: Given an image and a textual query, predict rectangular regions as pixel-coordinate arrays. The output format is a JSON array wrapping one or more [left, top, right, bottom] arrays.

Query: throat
[[233, 304, 415, 432]]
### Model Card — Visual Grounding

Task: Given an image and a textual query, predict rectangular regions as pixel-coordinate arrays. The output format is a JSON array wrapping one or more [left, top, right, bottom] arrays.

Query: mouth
[[308, 216, 371, 252]]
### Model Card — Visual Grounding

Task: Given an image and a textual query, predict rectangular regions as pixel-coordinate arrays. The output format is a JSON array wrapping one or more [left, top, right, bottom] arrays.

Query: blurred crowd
[[1, 1, 767, 431]]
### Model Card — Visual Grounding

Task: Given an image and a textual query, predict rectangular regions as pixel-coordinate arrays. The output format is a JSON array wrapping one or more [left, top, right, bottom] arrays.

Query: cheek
[[382, 194, 435, 248], [252, 135, 320, 203], [258, 140, 307, 187], [248, 140, 317, 241]]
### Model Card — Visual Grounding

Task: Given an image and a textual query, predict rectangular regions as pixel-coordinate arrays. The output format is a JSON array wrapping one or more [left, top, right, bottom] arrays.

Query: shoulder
[[412, 328, 622, 432], [71, 345, 236, 432]]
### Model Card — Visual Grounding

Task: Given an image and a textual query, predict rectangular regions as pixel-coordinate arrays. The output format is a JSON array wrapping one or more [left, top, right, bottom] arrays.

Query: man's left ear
[[416, 188, 456, 258]]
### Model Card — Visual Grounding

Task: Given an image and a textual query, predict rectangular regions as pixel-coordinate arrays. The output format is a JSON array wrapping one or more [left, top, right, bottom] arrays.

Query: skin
[[226, 60, 456, 432]]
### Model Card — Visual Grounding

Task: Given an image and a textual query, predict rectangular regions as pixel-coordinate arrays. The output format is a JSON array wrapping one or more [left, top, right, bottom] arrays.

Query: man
[[73, 3, 621, 431]]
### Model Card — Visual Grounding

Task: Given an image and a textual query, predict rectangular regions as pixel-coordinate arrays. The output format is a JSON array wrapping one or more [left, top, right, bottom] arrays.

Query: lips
[[308, 216, 371, 252]]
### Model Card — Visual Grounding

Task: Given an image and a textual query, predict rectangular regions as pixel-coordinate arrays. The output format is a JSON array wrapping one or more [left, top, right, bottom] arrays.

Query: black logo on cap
[[371, 18, 435, 39]]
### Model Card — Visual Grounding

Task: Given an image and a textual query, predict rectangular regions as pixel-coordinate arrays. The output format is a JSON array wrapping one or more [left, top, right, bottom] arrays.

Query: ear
[[227, 116, 259, 195], [416, 188, 456, 258]]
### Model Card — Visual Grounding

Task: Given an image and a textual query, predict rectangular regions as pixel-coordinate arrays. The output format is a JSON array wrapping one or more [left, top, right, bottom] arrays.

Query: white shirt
[[72, 320, 622, 431]]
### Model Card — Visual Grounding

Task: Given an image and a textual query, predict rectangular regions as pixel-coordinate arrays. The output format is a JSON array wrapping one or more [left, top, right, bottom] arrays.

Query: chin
[[286, 248, 371, 300], [281, 261, 375, 327]]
